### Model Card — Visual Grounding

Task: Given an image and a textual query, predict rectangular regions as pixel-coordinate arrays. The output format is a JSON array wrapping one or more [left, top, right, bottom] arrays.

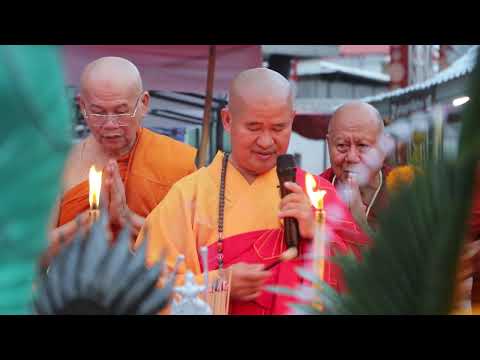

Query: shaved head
[[221, 67, 295, 182], [228, 67, 294, 117], [78, 57, 149, 158], [328, 101, 384, 135], [326, 101, 386, 184], [80, 56, 143, 97]]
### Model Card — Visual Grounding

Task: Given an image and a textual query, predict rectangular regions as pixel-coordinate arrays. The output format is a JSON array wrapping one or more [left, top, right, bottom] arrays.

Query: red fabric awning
[[62, 45, 262, 95], [292, 113, 331, 140], [339, 45, 390, 56], [63, 45, 332, 140]]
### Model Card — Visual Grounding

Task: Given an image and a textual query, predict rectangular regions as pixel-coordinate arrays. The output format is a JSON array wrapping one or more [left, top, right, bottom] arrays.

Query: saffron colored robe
[[136, 152, 368, 315], [57, 128, 197, 230]]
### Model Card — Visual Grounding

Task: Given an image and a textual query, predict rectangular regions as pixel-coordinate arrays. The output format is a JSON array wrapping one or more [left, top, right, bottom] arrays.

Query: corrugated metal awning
[[298, 59, 390, 83], [362, 45, 478, 104]]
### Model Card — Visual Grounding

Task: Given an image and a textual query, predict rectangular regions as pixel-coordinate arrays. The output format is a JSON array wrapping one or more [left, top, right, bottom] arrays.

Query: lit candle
[[305, 173, 327, 285], [88, 165, 102, 224]]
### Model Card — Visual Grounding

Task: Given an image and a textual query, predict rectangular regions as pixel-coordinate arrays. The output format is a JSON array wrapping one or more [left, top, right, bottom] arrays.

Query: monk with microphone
[[136, 68, 368, 315]]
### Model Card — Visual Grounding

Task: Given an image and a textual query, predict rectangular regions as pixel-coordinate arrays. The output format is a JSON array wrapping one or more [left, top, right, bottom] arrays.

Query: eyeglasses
[[82, 95, 142, 127]]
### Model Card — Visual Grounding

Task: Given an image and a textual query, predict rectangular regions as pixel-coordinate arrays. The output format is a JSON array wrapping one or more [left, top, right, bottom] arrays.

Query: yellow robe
[[137, 151, 284, 277], [136, 152, 367, 315]]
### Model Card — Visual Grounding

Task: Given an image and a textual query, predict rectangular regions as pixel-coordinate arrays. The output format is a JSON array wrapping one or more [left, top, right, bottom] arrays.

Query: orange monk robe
[[136, 151, 368, 315], [57, 128, 197, 231]]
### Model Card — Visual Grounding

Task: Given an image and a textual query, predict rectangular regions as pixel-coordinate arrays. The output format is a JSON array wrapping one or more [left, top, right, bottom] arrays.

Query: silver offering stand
[[171, 247, 212, 315]]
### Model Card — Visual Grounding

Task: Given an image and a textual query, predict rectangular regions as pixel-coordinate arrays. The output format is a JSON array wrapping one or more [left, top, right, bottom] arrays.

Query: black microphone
[[276, 154, 300, 250]]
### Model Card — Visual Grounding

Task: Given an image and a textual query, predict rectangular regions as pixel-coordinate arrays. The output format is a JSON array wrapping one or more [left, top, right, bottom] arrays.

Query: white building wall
[[287, 132, 331, 175], [326, 55, 390, 75], [330, 82, 353, 98]]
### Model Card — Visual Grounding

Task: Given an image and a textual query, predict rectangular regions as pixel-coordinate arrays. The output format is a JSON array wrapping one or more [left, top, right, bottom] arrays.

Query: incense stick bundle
[[264, 247, 298, 271], [206, 272, 231, 315]]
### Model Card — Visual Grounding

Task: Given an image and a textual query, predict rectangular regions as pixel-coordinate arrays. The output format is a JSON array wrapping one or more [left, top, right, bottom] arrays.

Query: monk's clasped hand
[[104, 159, 131, 226]]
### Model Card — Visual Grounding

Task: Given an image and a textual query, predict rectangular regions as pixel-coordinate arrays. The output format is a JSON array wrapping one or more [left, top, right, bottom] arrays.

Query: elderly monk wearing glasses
[[42, 57, 197, 268]]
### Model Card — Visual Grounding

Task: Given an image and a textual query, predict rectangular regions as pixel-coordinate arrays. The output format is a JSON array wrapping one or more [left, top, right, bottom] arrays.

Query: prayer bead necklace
[[217, 152, 230, 271]]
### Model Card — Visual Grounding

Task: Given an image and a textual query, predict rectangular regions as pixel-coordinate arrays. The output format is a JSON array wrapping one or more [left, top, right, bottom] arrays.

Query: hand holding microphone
[[278, 181, 316, 241], [277, 154, 315, 243]]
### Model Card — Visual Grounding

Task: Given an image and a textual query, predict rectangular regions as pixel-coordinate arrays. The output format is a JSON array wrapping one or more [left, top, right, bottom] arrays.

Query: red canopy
[[63, 45, 331, 140], [292, 113, 331, 140], [339, 45, 390, 56], [63, 45, 262, 94]]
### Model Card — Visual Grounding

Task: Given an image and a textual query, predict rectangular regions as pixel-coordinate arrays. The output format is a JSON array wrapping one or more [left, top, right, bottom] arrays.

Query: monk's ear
[[221, 107, 232, 134], [77, 95, 86, 114], [291, 110, 296, 124], [140, 91, 150, 115]]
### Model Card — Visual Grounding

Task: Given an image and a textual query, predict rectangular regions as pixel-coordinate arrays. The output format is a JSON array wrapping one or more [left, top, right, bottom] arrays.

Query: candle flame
[[89, 165, 102, 209], [305, 173, 326, 210]]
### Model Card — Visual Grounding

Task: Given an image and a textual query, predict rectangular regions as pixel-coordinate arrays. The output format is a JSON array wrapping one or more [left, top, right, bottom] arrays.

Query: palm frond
[[270, 48, 480, 315], [33, 211, 174, 315]]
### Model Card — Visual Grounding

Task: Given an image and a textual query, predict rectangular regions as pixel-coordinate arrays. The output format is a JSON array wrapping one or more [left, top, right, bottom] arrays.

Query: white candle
[[88, 165, 102, 224], [313, 208, 326, 281], [305, 173, 327, 281]]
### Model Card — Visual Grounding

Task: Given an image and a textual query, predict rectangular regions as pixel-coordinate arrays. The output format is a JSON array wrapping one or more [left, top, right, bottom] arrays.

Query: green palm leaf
[[271, 48, 480, 315], [326, 161, 471, 314]]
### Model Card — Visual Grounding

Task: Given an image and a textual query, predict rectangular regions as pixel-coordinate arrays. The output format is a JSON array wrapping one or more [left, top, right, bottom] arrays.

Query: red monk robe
[[470, 169, 480, 242], [57, 128, 197, 235], [468, 168, 480, 305], [136, 152, 368, 315], [320, 165, 393, 230]]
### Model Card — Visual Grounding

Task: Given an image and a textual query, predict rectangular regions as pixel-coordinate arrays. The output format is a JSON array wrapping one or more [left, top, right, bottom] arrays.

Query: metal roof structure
[[297, 59, 390, 83], [261, 45, 339, 58], [362, 45, 478, 104]]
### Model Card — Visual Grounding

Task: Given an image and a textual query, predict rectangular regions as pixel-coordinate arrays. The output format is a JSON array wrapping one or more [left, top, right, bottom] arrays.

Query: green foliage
[[0, 46, 71, 314], [270, 49, 480, 315]]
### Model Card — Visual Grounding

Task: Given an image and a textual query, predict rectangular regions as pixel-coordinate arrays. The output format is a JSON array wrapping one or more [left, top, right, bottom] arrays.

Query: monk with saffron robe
[[135, 68, 368, 315], [44, 57, 196, 266]]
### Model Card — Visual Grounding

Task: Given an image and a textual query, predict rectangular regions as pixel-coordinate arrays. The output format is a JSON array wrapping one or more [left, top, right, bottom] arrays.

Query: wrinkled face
[[79, 87, 149, 156], [327, 112, 383, 183], [222, 100, 294, 178]]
